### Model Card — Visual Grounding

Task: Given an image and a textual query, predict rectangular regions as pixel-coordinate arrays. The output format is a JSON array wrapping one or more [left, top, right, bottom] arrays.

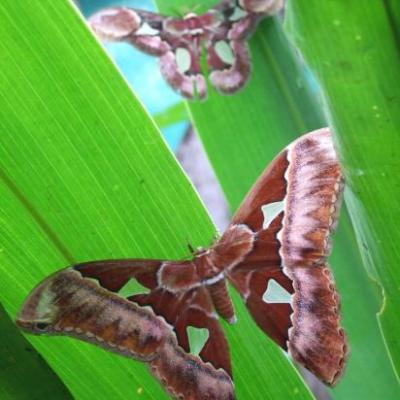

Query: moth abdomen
[[208, 280, 236, 324]]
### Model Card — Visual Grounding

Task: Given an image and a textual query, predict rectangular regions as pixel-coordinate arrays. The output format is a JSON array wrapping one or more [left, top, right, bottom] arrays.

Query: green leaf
[[153, 102, 188, 128], [159, 0, 214, 15], [329, 213, 400, 399], [285, 0, 400, 381], [0, 0, 214, 399], [0, 305, 72, 400], [187, 327, 210, 357]]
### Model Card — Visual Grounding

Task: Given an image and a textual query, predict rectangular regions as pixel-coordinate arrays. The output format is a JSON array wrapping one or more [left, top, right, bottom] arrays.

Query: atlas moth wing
[[227, 265, 294, 350], [156, 7, 231, 100], [230, 137, 289, 232], [205, 1, 252, 93], [207, 0, 286, 93], [17, 260, 234, 399], [89, 7, 206, 99], [238, 0, 285, 15], [206, 0, 277, 94], [88, 8, 170, 55], [225, 159, 294, 349], [277, 128, 347, 385], [159, 37, 207, 100], [74, 258, 161, 291], [131, 286, 232, 377], [207, 38, 251, 94], [74, 260, 232, 375], [210, 138, 292, 346], [226, 128, 348, 385]]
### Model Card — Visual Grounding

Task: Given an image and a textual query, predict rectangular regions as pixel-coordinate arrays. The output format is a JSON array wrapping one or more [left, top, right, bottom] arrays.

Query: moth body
[[17, 128, 348, 398], [88, 0, 284, 99]]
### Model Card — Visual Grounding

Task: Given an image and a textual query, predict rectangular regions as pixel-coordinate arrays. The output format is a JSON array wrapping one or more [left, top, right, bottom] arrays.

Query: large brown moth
[[88, 0, 284, 100], [17, 128, 348, 399]]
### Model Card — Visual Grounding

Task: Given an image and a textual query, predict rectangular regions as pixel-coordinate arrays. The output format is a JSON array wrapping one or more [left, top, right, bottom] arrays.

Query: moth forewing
[[89, 7, 142, 41], [239, 0, 284, 14]]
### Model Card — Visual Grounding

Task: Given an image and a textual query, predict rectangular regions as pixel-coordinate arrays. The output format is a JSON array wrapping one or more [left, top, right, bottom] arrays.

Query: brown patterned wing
[[17, 260, 234, 399], [130, 286, 232, 376], [238, 0, 284, 14], [76, 260, 233, 393], [207, 39, 252, 95], [89, 7, 169, 54], [88, 2, 285, 100], [88, 7, 207, 99], [158, 38, 207, 100], [227, 128, 348, 385], [207, 0, 281, 94]]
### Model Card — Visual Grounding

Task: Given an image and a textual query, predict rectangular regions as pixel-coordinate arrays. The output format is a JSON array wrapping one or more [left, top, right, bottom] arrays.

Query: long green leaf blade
[[0, 0, 214, 398], [0, 305, 72, 400]]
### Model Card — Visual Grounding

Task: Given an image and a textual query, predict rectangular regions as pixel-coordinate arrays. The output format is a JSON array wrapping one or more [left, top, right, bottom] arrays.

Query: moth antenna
[[213, 232, 221, 242], [187, 242, 195, 254]]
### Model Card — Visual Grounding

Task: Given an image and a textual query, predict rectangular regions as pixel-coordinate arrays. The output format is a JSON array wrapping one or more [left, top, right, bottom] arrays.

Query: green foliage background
[[0, 0, 398, 399]]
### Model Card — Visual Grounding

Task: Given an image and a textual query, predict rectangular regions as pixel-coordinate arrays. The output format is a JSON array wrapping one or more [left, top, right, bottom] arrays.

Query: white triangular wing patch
[[262, 279, 292, 304], [187, 326, 210, 357], [135, 22, 159, 36], [261, 201, 285, 230], [118, 278, 150, 298]]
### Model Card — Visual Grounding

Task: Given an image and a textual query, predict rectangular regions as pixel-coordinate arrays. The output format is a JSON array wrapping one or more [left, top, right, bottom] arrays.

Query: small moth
[[17, 128, 348, 399], [88, 0, 284, 100]]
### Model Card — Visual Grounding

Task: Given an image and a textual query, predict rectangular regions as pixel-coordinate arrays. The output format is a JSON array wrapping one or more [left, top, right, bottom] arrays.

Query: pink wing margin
[[279, 129, 347, 385]]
